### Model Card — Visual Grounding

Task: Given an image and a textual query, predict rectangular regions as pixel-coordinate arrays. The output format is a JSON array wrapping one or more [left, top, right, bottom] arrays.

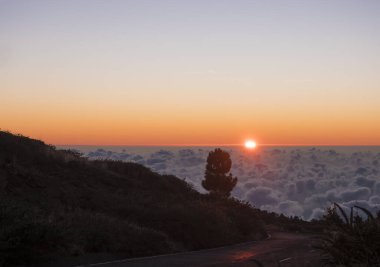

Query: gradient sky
[[1, 0, 380, 145]]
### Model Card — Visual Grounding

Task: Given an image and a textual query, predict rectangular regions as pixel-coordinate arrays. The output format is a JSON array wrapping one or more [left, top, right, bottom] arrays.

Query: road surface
[[76, 232, 321, 267]]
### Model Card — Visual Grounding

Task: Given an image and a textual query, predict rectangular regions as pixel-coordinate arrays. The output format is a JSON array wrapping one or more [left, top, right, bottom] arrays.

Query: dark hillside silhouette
[[0, 131, 267, 266]]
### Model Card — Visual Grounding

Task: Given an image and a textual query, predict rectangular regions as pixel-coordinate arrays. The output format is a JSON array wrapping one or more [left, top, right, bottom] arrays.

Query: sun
[[244, 140, 257, 149]]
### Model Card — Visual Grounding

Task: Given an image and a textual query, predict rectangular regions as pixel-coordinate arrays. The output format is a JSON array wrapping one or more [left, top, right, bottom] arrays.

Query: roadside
[[69, 232, 321, 267]]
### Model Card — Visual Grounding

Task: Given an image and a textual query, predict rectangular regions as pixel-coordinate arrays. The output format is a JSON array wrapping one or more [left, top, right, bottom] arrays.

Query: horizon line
[[56, 143, 380, 147]]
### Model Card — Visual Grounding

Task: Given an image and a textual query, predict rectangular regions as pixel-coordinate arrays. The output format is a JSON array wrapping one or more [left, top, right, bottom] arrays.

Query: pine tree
[[202, 148, 237, 197]]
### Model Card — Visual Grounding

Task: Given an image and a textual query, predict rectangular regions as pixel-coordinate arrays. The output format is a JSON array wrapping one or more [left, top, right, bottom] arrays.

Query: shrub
[[316, 203, 380, 266], [0, 198, 175, 266], [0, 198, 64, 266]]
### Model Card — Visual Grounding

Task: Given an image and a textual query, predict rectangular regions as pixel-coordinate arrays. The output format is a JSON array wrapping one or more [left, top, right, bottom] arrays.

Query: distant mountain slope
[[0, 131, 267, 266]]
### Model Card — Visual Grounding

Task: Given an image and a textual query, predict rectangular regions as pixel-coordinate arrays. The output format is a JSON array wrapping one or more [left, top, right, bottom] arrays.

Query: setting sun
[[244, 140, 257, 149]]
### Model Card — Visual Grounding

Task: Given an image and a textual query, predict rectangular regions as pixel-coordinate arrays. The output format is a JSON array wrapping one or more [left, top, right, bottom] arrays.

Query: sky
[[1, 0, 380, 145]]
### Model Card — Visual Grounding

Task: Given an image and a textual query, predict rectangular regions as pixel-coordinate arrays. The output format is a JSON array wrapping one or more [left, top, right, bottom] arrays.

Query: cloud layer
[[79, 146, 380, 220]]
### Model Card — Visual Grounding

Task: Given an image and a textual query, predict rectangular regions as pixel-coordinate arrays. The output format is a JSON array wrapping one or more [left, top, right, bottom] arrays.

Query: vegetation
[[0, 131, 267, 266], [202, 148, 237, 197], [317, 203, 380, 266], [255, 209, 325, 234]]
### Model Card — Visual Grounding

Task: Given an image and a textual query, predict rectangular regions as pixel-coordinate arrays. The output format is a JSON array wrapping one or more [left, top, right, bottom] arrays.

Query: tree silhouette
[[202, 148, 237, 197]]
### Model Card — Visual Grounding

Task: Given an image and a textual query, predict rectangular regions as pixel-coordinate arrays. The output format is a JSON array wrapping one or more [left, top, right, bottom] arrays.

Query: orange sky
[[1, 1, 380, 145], [2, 99, 380, 145]]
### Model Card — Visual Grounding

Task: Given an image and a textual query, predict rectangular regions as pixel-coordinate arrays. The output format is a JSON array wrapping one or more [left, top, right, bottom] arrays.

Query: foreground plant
[[317, 203, 380, 266]]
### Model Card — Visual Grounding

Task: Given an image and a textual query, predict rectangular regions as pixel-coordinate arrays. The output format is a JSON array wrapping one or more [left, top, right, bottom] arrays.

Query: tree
[[202, 148, 237, 197]]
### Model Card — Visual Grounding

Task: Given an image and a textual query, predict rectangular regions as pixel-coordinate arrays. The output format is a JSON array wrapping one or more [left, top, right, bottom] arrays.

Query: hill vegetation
[[0, 131, 267, 266]]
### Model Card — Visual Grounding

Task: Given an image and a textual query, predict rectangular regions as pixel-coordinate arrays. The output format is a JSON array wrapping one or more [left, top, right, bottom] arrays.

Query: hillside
[[0, 131, 267, 266]]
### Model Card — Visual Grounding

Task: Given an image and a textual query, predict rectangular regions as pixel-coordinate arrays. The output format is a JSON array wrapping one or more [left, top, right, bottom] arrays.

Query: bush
[[0, 197, 175, 266], [0, 198, 64, 266], [316, 203, 380, 266], [59, 209, 174, 255]]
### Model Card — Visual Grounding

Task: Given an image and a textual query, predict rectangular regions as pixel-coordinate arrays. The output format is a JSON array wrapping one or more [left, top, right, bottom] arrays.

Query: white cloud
[[340, 187, 371, 202], [78, 146, 380, 220], [245, 186, 281, 208], [277, 200, 304, 217]]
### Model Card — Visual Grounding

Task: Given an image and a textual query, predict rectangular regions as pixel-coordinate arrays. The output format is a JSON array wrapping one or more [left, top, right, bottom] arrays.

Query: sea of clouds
[[71, 146, 380, 220]]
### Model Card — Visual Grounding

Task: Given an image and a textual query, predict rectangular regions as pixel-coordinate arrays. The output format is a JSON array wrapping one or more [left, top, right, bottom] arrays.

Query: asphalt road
[[76, 232, 321, 267]]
